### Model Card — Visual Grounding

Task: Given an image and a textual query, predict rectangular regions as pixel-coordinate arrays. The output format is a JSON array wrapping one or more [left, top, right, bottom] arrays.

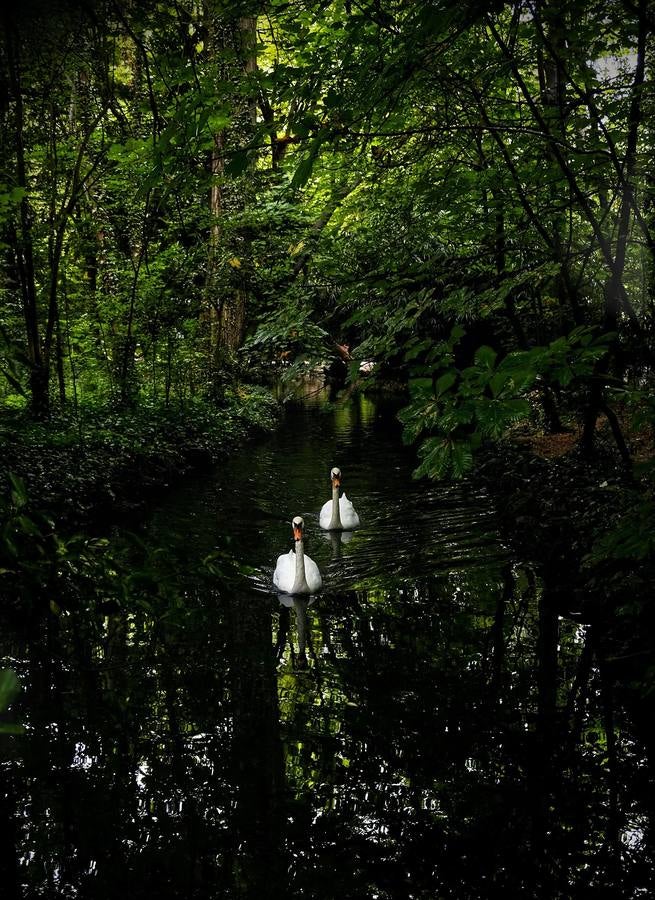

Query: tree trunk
[[581, 1, 647, 453], [5, 16, 49, 417], [55, 311, 66, 406], [215, 15, 257, 360], [529, 583, 559, 890], [536, 1, 583, 328], [0, 776, 18, 899], [226, 592, 286, 896], [202, 9, 257, 389]]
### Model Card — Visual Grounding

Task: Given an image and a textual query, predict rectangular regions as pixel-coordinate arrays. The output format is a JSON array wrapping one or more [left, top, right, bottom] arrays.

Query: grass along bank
[[0, 385, 279, 526], [0, 384, 279, 617]]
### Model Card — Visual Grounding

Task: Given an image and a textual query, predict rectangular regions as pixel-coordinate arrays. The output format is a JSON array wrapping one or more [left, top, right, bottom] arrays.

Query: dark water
[[1, 390, 654, 898]]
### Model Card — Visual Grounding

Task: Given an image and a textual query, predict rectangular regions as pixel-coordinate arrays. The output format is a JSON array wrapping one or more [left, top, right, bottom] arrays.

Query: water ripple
[[150, 393, 506, 595]]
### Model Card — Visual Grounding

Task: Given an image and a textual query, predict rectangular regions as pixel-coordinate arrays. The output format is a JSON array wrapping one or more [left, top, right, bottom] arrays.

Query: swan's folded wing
[[339, 493, 361, 528], [304, 554, 323, 592], [273, 550, 294, 590]]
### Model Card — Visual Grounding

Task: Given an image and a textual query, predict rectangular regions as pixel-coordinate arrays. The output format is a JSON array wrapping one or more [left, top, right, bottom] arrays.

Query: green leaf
[[435, 370, 457, 396], [404, 338, 431, 362], [489, 371, 509, 398], [408, 377, 433, 399], [290, 131, 326, 189], [414, 436, 473, 480], [18, 515, 40, 536], [414, 437, 451, 479], [477, 397, 530, 438], [450, 441, 474, 478], [9, 472, 27, 507], [0, 669, 20, 713], [474, 345, 497, 371], [290, 153, 316, 190]]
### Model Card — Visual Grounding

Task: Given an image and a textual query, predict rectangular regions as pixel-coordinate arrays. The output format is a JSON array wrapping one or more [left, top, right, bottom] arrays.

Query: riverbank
[[477, 429, 655, 691], [0, 385, 279, 527]]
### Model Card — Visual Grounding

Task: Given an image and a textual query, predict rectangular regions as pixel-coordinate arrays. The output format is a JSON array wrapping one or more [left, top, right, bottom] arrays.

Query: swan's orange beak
[[332, 476, 340, 488], [293, 525, 302, 541]]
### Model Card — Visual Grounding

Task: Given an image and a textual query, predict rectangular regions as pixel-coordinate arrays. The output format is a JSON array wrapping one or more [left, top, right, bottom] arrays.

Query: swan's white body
[[274, 517, 322, 594], [319, 468, 360, 530], [319, 493, 360, 530]]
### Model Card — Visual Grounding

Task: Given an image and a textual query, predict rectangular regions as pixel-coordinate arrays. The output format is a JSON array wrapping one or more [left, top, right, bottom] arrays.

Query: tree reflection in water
[[1, 395, 654, 898], [2, 563, 651, 898]]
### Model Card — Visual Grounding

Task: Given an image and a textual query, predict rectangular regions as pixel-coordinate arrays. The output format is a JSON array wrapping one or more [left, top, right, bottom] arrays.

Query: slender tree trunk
[[491, 567, 511, 698], [565, 625, 594, 749], [55, 312, 66, 405], [118, 253, 143, 407], [599, 654, 621, 861], [226, 592, 286, 897], [536, 1, 583, 328], [528, 582, 560, 892], [62, 270, 82, 437], [0, 776, 18, 899], [5, 16, 49, 417], [202, 7, 254, 390], [206, 127, 225, 363], [582, 2, 647, 456], [488, 16, 641, 328], [215, 15, 258, 360], [537, 588, 559, 740], [165, 333, 173, 406]]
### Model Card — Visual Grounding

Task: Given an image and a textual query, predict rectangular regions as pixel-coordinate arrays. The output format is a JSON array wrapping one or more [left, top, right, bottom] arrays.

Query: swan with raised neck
[[319, 466, 361, 531], [273, 516, 322, 595], [328, 467, 342, 529]]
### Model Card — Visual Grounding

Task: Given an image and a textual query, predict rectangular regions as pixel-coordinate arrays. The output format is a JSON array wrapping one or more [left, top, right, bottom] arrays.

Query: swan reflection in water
[[275, 595, 315, 669], [323, 529, 354, 558]]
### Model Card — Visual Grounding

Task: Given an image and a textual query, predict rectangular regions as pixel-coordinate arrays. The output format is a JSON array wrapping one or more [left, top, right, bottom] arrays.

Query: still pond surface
[[1, 389, 654, 898]]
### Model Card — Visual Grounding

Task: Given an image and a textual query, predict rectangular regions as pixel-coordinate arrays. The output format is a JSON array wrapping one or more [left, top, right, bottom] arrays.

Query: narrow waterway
[[1, 389, 653, 899], [149, 390, 505, 592]]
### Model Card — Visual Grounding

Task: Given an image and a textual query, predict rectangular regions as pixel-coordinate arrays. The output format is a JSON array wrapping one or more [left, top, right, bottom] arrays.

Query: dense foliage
[[1, 7, 654, 896], [1, 0, 653, 461], [0, 0, 652, 611]]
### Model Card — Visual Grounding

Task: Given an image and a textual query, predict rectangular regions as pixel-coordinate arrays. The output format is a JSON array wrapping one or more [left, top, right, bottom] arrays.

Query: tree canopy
[[1, 0, 653, 476]]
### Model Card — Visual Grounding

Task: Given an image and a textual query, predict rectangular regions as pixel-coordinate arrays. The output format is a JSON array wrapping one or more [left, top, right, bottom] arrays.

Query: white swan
[[273, 516, 322, 594], [319, 466, 360, 530]]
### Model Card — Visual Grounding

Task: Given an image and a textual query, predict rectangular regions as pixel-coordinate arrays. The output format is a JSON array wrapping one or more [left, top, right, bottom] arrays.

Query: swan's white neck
[[291, 538, 310, 594], [329, 482, 342, 530]]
